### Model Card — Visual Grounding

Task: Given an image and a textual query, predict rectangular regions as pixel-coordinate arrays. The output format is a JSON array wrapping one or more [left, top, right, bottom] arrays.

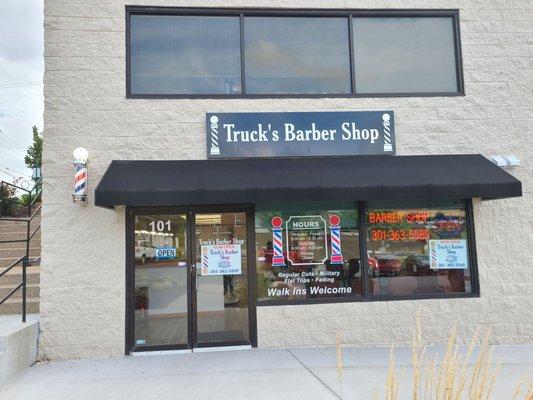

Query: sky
[[0, 0, 44, 185]]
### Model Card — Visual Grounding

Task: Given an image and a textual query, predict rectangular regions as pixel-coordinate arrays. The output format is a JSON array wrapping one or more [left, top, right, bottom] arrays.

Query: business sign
[[155, 247, 176, 260], [286, 215, 328, 266], [206, 111, 395, 158], [201, 244, 242, 275], [429, 239, 468, 269]]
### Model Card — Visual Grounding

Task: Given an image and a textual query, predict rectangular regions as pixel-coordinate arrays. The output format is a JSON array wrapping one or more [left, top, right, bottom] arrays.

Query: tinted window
[[353, 17, 458, 93], [366, 199, 472, 297], [130, 15, 241, 94], [255, 202, 361, 302], [244, 17, 351, 94]]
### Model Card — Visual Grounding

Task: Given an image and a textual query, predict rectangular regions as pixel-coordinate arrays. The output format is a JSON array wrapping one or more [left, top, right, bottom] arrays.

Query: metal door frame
[[126, 205, 257, 354]]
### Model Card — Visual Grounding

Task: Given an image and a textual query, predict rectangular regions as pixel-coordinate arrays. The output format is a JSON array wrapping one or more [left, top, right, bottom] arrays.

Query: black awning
[[94, 154, 522, 207]]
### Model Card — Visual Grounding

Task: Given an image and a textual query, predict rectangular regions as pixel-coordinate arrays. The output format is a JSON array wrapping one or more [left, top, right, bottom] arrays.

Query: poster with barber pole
[[201, 244, 242, 275], [429, 239, 468, 270]]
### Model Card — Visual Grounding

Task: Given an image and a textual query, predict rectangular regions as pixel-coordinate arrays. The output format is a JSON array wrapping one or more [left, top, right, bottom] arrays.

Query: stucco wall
[[41, 0, 532, 359]]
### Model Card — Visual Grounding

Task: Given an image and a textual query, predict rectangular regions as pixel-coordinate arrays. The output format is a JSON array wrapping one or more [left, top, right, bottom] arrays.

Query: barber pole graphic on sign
[[209, 115, 220, 156], [202, 249, 209, 275], [329, 215, 343, 264], [382, 113, 393, 152], [271, 216, 285, 266]]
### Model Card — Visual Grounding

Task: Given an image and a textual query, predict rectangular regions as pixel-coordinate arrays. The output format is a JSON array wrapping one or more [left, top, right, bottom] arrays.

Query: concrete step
[[0, 206, 41, 317], [0, 266, 40, 285], [0, 284, 40, 299], [0, 231, 41, 242], [0, 297, 39, 315], [0, 254, 41, 268], [0, 220, 41, 229], [0, 215, 41, 225], [0, 247, 41, 258], [0, 314, 39, 384]]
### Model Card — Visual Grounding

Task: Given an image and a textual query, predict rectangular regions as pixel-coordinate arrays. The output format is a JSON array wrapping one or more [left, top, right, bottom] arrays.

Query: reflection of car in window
[[394, 251, 417, 259], [258, 242, 302, 267], [135, 240, 156, 264], [402, 254, 431, 275], [367, 254, 380, 277], [374, 253, 402, 276]]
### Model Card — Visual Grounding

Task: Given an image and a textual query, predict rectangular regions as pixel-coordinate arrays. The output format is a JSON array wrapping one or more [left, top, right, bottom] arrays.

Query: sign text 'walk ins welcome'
[[206, 111, 395, 159]]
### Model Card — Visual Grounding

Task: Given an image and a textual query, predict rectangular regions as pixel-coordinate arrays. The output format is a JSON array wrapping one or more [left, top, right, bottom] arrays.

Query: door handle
[[191, 265, 199, 291], [196, 268, 200, 291]]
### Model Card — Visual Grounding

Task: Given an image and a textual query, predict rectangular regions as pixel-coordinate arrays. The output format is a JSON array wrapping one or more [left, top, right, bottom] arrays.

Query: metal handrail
[[0, 176, 43, 196], [0, 176, 42, 218], [0, 256, 25, 278], [0, 257, 26, 321], [0, 181, 30, 193], [0, 177, 42, 322], [29, 225, 41, 241]]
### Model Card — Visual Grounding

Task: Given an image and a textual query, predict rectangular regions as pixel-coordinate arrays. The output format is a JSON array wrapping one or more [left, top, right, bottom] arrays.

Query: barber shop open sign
[[155, 247, 176, 260], [206, 111, 395, 158]]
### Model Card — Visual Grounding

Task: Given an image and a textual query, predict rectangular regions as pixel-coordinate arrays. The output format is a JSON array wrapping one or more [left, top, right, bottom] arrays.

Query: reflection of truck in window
[[135, 240, 156, 264]]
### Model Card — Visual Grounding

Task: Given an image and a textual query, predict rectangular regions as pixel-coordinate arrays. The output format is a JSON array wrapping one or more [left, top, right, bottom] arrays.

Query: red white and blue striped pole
[[73, 147, 88, 204], [271, 216, 285, 266], [329, 215, 343, 264]]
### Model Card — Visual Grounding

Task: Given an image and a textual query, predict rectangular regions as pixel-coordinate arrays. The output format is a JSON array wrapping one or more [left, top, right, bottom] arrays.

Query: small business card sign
[[206, 111, 395, 159]]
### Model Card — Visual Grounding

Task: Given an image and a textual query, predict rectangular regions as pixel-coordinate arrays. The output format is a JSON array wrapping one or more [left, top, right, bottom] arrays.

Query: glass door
[[133, 214, 189, 349], [130, 209, 252, 352], [193, 212, 250, 347]]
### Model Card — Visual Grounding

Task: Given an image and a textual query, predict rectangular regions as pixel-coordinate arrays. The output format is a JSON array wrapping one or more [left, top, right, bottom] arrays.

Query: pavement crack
[[285, 348, 342, 400]]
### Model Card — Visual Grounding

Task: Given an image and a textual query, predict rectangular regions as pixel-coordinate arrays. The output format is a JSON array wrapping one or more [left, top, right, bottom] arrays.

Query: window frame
[[125, 7, 465, 99], [255, 199, 479, 307]]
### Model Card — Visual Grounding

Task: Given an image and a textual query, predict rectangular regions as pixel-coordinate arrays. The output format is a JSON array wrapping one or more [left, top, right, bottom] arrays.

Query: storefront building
[[41, 1, 531, 359]]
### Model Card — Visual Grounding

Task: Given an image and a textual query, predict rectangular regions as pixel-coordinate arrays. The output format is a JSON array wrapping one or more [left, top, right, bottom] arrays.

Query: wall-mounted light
[[490, 155, 507, 167], [73, 147, 88, 204], [490, 155, 520, 168], [504, 155, 520, 167]]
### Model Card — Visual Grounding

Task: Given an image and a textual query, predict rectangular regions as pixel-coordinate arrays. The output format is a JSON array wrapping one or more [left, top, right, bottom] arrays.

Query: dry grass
[[380, 311, 533, 400], [336, 331, 344, 399]]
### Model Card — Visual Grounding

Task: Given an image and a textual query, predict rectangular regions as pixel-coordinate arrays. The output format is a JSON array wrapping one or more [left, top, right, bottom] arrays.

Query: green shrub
[[0, 184, 20, 217]]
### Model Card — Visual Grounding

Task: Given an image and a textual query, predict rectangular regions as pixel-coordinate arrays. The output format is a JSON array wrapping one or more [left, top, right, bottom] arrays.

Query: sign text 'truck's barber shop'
[[206, 111, 395, 158]]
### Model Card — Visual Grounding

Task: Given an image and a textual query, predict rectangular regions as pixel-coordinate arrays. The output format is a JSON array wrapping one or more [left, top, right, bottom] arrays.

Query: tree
[[24, 125, 42, 169]]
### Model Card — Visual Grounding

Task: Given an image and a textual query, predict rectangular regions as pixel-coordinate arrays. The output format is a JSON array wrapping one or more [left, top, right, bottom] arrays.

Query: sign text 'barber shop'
[[206, 111, 395, 158]]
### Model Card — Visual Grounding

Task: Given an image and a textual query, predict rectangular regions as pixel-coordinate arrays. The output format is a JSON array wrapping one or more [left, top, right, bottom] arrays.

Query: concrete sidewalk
[[0, 345, 531, 400]]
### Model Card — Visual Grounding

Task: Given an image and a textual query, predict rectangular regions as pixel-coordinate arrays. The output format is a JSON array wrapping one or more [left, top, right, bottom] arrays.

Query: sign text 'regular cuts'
[[206, 111, 395, 158]]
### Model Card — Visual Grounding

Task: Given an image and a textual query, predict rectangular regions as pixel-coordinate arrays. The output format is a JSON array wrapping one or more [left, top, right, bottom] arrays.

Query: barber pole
[[329, 215, 343, 264], [73, 160, 87, 203], [271, 216, 285, 266]]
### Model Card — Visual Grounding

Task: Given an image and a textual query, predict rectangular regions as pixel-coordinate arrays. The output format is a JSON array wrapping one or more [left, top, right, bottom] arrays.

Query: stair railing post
[[26, 219, 31, 263], [22, 257, 27, 323], [23, 219, 31, 323], [0, 181, 4, 218]]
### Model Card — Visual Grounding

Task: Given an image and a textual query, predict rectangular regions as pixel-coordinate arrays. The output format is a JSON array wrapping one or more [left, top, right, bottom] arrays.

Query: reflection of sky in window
[[353, 18, 458, 93], [244, 17, 351, 94], [130, 15, 241, 94]]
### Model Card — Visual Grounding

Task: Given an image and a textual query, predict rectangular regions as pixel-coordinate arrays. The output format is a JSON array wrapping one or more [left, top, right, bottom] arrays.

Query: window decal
[[285, 215, 328, 266]]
